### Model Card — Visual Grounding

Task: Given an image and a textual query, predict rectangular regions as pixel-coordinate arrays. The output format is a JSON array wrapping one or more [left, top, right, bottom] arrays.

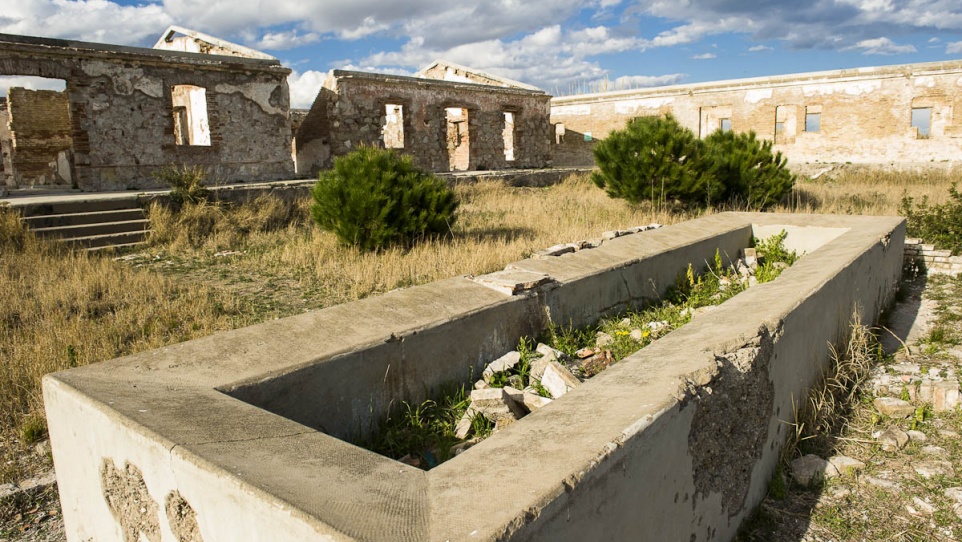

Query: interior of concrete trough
[[42, 212, 903, 541]]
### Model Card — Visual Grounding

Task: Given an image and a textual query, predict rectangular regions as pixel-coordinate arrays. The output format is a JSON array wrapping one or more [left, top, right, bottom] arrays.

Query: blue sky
[[2, 0, 962, 108]]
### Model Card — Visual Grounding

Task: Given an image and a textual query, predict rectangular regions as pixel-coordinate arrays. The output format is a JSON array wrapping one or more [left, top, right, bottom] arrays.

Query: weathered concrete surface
[[0, 32, 293, 191], [551, 59, 962, 167], [44, 212, 903, 541]]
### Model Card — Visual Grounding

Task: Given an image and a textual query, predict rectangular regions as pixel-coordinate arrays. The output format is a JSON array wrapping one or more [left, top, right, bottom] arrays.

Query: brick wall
[[6, 88, 72, 186]]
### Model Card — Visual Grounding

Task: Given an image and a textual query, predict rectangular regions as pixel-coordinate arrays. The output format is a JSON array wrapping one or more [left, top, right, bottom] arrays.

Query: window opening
[[171, 85, 210, 146], [720, 118, 732, 133], [0, 76, 73, 188], [446, 107, 469, 171], [912, 107, 931, 139], [805, 106, 821, 133], [503, 111, 515, 161], [382, 103, 404, 148]]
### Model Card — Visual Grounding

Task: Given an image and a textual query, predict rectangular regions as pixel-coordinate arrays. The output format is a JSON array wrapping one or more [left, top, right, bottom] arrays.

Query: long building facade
[[550, 60, 962, 167]]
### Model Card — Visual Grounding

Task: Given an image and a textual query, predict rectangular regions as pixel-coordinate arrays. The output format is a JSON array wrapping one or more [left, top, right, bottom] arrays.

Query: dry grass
[[781, 165, 960, 216], [1, 168, 960, 486]]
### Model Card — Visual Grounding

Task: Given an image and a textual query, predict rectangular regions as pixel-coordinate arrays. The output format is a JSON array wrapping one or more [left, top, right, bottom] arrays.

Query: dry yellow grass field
[[0, 167, 959, 483]]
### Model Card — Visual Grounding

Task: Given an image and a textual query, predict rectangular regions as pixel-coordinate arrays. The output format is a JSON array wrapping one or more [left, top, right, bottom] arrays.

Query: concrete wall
[[0, 33, 294, 191], [43, 212, 903, 542], [295, 70, 551, 177], [551, 59, 962, 167]]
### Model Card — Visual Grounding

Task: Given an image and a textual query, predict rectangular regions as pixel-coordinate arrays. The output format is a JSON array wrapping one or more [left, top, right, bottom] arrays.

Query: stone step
[[31, 219, 150, 240], [18, 197, 141, 217], [85, 241, 150, 253], [63, 230, 149, 249], [22, 208, 146, 228]]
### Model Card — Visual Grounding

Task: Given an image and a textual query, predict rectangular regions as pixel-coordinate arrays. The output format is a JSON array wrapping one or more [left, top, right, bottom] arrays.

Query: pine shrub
[[703, 130, 795, 209], [900, 184, 962, 255], [591, 115, 720, 207], [592, 116, 795, 209], [310, 146, 458, 251]]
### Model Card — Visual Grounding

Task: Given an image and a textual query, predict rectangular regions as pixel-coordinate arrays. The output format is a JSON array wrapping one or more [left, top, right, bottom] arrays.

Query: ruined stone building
[[295, 61, 552, 177], [551, 59, 962, 167], [0, 30, 294, 191]]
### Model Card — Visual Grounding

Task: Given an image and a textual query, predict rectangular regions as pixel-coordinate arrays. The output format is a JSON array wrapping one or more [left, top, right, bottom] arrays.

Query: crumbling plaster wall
[[295, 70, 551, 177], [0, 33, 294, 191], [550, 60, 962, 167]]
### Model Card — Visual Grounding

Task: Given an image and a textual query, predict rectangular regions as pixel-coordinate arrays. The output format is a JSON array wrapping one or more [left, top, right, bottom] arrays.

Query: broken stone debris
[[538, 224, 663, 257], [873, 397, 915, 418], [874, 426, 910, 451]]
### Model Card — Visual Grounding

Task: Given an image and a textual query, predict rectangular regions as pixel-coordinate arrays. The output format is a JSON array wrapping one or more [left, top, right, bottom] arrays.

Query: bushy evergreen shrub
[[592, 115, 720, 206], [703, 130, 795, 209], [311, 146, 458, 251], [900, 184, 962, 255], [592, 116, 795, 209]]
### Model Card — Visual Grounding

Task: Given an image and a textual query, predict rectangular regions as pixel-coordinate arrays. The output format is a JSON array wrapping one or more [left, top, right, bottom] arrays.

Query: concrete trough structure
[[43, 212, 904, 542]]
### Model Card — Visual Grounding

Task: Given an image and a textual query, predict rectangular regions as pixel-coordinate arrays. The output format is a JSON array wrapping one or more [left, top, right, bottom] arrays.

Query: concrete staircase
[[19, 197, 150, 250]]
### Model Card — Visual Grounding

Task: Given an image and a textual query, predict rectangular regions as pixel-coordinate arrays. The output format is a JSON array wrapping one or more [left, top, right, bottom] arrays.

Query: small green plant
[[154, 164, 211, 206], [19, 414, 47, 444], [899, 184, 962, 255], [311, 146, 459, 251]]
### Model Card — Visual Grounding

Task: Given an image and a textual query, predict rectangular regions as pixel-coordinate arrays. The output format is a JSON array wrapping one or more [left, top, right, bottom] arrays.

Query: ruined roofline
[[415, 59, 543, 92], [552, 57, 962, 104], [0, 32, 288, 74], [153, 25, 276, 61], [329, 68, 549, 96]]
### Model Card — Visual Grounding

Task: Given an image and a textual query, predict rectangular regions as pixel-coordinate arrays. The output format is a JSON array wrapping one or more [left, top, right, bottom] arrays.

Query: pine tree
[[591, 115, 721, 207], [703, 130, 795, 209], [311, 146, 458, 251]]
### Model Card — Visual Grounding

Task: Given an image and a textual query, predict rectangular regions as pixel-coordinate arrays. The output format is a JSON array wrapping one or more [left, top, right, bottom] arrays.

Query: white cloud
[[0, 0, 172, 45], [287, 70, 327, 109], [691, 52, 716, 59], [947, 41, 962, 54], [748, 45, 772, 52], [253, 30, 320, 50], [591, 73, 686, 90], [0, 76, 66, 97], [845, 37, 917, 54]]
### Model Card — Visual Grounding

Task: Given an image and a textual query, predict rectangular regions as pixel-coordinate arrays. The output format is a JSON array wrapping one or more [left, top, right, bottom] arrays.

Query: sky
[[2, 0, 962, 108]]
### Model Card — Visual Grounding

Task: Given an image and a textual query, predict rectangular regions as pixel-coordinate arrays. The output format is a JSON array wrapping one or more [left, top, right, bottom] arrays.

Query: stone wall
[[0, 33, 294, 191], [296, 70, 551, 176], [551, 59, 962, 167], [6, 88, 73, 186], [905, 238, 962, 276]]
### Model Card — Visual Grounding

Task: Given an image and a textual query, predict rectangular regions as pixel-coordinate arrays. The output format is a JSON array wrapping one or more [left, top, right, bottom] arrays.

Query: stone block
[[932, 380, 960, 412], [875, 426, 909, 451], [874, 397, 915, 418], [540, 361, 581, 399], [790, 454, 830, 487], [482, 351, 521, 383]]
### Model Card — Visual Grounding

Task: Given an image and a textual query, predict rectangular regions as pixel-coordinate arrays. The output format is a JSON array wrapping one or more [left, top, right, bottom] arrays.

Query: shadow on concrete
[[880, 269, 931, 355]]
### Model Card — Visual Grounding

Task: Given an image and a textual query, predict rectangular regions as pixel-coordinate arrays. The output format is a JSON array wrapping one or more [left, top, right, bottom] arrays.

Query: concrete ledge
[[44, 212, 904, 541]]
